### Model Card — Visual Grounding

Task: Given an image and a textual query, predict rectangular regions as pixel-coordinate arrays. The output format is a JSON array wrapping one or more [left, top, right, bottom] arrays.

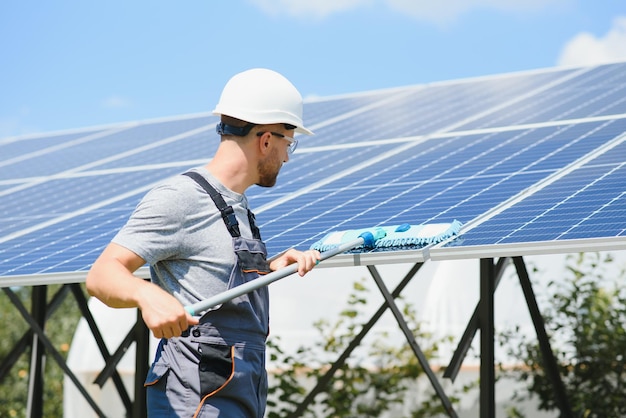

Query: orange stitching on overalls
[[241, 268, 269, 275], [192, 345, 236, 418]]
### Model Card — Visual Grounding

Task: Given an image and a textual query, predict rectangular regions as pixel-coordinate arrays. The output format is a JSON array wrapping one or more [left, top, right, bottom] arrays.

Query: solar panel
[[431, 131, 626, 259], [456, 63, 626, 130], [305, 66, 584, 145], [1, 61, 626, 283], [255, 118, 626, 253]]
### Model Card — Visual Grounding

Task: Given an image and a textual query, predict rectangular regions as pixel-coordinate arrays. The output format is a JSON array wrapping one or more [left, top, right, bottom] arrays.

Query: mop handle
[[184, 237, 366, 316]]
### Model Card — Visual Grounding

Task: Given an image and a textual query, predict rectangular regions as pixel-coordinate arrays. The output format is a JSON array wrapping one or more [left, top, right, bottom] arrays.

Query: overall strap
[[183, 171, 241, 238], [182, 171, 263, 240], [246, 211, 263, 241]]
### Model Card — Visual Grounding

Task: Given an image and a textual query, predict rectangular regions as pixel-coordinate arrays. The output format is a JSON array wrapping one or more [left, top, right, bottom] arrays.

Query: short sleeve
[[112, 179, 196, 265]]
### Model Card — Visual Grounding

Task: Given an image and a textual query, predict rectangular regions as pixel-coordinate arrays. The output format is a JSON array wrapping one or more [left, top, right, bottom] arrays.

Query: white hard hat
[[212, 68, 313, 136]]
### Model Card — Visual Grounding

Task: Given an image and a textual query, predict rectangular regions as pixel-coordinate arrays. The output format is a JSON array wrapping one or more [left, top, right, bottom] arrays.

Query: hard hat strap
[[215, 122, 256, 137]]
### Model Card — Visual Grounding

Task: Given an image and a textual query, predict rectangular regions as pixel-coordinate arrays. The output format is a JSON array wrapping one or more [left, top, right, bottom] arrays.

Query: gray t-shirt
[[112, 167, 255, 307]]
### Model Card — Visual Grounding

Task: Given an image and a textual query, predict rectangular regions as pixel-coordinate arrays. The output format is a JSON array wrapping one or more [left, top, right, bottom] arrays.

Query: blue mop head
[[310, 220, 463, 252]]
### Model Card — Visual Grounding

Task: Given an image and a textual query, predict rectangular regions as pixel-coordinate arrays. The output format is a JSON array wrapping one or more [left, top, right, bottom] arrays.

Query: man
[[86, 68, 321, 417]]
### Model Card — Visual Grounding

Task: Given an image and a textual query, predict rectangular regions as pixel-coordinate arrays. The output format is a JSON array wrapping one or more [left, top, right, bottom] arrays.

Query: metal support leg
[[133, 310, 150, 418], [94, 309, 150, 418], [1, 285, 72, 383], [3, 287, 107, 417], [94, 327, 136, 387], [27, 286, 47, 418], [479, 258, 495, 418], [288, 262, 423, 418], [69, 284, 133, 412], [368, 265, 458, 418], [444, 258, 510, 382], [513, 257, 573, 417]]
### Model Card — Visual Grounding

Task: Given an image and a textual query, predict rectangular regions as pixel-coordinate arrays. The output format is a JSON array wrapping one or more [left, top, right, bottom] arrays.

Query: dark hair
[[221, 115, 248, 127]]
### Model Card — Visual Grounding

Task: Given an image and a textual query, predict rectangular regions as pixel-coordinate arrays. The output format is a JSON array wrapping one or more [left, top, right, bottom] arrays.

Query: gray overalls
[[145, 172, 271, 417]]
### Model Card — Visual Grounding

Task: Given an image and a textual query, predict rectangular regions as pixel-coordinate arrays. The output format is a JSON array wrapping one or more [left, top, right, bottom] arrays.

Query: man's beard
[[256, 153, 281, 188]]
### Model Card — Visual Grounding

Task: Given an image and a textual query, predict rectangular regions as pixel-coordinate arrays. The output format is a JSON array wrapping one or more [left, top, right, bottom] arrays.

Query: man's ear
[[257, 132, 272, 155]]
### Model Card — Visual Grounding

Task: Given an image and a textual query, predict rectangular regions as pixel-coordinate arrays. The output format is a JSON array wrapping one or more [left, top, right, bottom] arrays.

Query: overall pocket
[[198, 343, 235, 397], [144, 339, 170, 388]]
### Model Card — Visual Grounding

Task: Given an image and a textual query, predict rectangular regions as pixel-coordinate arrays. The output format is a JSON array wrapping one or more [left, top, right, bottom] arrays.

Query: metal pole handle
[[185, 237, 365, 316]]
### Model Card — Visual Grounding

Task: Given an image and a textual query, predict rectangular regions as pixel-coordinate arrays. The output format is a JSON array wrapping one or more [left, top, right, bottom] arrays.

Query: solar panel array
[[2, 62, 626, 282]]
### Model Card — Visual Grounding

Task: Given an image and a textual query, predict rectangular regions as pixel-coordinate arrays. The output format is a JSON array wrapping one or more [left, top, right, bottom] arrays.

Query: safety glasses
[[256, 131, 298, 154]]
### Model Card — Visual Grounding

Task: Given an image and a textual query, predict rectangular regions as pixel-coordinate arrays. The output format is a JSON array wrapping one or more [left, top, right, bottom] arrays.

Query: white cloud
[[557, 16, 626, 67], [249, 0, 565, 24], [102, 95, 132, 109]]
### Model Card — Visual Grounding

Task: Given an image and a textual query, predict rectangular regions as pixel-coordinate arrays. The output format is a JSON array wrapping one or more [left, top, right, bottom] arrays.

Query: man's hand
[[86, 242, 199, 340], [137, 284, 200, 339], [269, 248, 321, 276]]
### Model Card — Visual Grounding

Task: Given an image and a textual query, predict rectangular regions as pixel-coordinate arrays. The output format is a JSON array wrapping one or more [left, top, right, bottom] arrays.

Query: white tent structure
[[64, 300, 146, 418]]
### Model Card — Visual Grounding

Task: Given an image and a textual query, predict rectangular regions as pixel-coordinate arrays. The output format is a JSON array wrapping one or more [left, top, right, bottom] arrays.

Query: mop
[[309, 220, 463, 252], [185, 220, 462, 316]]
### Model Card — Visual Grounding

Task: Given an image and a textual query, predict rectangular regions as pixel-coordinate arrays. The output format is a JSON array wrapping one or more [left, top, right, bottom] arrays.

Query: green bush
[[500, 252, 626, 418]]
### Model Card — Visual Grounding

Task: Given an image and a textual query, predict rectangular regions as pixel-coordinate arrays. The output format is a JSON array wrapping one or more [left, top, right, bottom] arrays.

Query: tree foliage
[[500, 252, 626, 418]]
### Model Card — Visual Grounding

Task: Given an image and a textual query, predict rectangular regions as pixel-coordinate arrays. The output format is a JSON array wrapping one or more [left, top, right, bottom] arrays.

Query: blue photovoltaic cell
[[94, 128, 218, 170], [1, 116, 214, 180], [0, 129, 105, 162], [442, 139, 626, 248], [304, 90, 401, 126], [1, 167, 187, 238], [456, 63, 626, 131], [255, 118, 626, 255], [0, 199, 142, 276], [248, 142, 400, 208], [304, 68, 580, 147], [1, 62, 625, 277]]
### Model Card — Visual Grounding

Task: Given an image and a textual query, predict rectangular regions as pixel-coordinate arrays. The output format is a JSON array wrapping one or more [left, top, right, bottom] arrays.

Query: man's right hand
[[137, 284, 200, 339], [86, 242, 199, 339]]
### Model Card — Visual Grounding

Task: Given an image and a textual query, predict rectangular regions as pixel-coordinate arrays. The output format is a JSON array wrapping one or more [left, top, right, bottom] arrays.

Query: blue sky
[[1, 0, 625, 138]]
